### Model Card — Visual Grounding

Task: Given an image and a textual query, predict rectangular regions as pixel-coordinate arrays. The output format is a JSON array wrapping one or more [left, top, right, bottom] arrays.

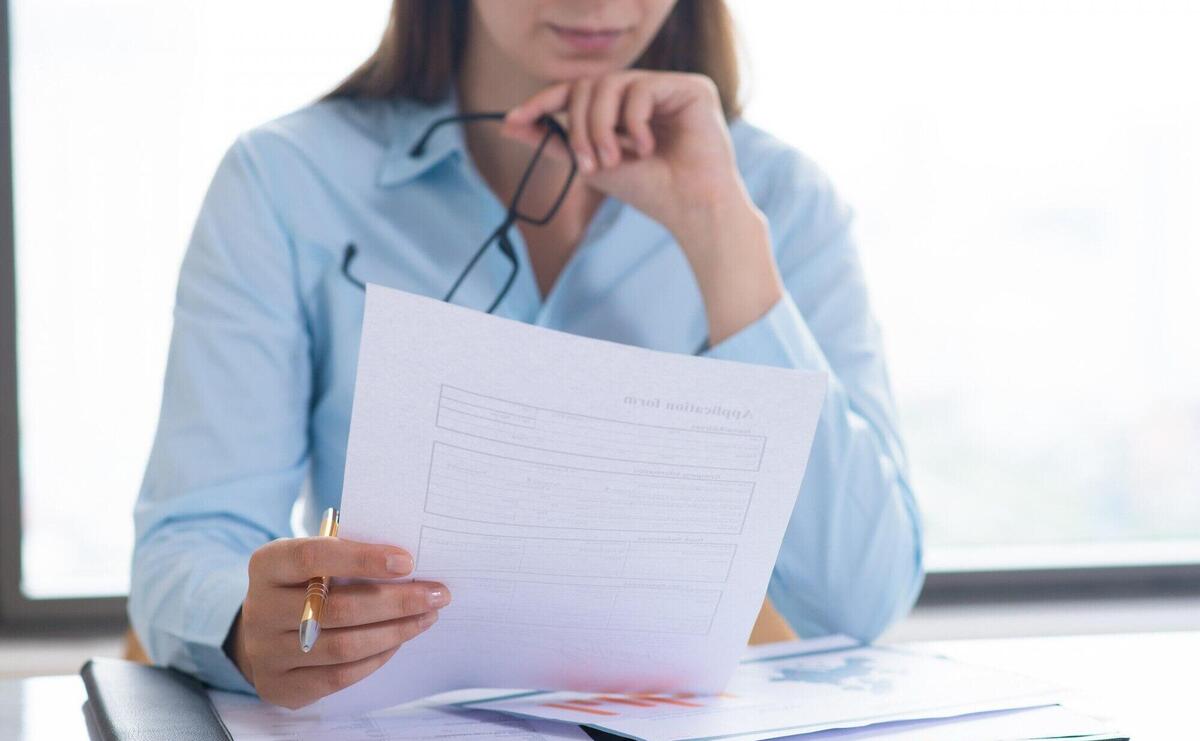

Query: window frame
[[0, 0, 1197, 630], [920, 564, 1200, 606], [0, 0, 126, 628]]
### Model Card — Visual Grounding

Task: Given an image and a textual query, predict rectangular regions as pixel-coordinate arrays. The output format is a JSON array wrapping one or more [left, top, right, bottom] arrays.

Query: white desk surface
[[2, 630, 1194, 739]]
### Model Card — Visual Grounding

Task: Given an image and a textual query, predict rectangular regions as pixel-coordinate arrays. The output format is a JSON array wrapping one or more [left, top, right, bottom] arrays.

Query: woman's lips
[[549, 23, 625, 53]]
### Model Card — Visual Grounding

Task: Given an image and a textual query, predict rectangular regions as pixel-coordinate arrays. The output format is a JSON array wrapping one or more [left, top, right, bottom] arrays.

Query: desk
[[2, 631, 1194, 740]]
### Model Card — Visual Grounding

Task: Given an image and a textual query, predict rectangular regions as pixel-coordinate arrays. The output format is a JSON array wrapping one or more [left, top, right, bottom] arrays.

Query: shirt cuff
[[704, 293, 830, 372], [184, 563, 257, 694]]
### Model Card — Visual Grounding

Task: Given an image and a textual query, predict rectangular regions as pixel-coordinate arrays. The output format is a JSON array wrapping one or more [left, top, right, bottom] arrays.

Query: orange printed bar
[[542, 703, 619, 717], [635, 695, 705, 707], [595, 696, 658, 707]]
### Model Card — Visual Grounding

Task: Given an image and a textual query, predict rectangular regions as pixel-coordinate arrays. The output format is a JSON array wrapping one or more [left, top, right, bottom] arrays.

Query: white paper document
[[210, 691, 588, 741], [319, 286, 827, 714], [464, 637, 1067, 741]]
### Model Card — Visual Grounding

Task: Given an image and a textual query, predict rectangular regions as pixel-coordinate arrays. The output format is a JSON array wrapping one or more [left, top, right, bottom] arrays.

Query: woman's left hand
[[502, 70, 783, 345], [502, 70, 748, 242]]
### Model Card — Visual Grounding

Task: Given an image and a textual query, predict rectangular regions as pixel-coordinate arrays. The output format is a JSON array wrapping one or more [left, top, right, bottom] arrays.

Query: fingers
[[240, 539, 450, 710], [503, 82, 574, 159], [499, 119, 548, 150], [501, 71, 722, 177], [271, 645, 403, 710], [567, 77, 597, 172], [251, 581, 451, 630], [250, 537, 414, 586], [504, 72, 660, 175], [506, 82, 571, 125], [292, 612, 438, 667], [589, 75, 626, 168], [622, 79, 657, 157], [321, 581, 451, 628]]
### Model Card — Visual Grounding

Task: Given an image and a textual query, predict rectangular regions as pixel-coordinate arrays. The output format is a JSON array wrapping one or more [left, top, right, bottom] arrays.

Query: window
[[6, 0, 392, 601], [3, 2, 1198, 616], [734, 1, 1200, 571]]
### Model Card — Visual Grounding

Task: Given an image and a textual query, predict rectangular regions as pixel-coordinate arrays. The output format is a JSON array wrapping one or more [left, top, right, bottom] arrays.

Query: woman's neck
[[456, 8, 605, 299], [456, 7, 552, 195], [457, 21, 540, 196]]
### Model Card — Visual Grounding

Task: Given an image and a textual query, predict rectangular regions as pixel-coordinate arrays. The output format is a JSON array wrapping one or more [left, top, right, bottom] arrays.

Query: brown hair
[[327, 0, 742, 119]]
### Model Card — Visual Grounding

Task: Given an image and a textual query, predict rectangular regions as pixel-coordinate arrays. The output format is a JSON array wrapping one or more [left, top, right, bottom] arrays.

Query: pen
[[299, 507, 340, 653]]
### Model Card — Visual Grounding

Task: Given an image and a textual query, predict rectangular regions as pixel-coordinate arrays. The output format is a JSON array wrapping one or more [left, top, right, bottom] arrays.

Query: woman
[[130, 0, 923, 710]]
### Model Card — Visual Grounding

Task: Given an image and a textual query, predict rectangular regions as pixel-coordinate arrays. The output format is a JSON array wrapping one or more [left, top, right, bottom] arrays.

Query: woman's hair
[[327, 0, 742, 119]]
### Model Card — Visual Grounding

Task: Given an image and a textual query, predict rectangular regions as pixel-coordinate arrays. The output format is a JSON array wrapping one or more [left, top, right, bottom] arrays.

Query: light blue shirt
[[129, 93, 924, 694]]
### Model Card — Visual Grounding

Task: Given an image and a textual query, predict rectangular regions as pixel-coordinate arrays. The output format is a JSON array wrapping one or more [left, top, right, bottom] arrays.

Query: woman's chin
[[531, 55, 632, 83]]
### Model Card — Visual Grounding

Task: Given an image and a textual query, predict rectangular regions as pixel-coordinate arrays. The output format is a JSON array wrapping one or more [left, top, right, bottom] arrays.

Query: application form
[[318, 286, 826, 714]]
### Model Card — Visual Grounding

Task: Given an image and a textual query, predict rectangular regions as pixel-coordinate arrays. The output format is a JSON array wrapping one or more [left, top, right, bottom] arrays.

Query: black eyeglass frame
[[342, 112, 577, 314]]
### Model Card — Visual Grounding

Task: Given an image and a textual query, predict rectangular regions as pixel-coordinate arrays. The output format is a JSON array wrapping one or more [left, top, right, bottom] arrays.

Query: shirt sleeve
[[128, 134, 311, 692], [704, 151, 924, 642]]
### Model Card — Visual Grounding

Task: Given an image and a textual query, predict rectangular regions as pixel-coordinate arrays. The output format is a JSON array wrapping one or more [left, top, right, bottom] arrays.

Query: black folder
[[80, 658, 233, 741]]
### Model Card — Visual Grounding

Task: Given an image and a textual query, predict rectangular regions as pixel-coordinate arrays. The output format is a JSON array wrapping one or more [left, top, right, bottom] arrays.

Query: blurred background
[[2, 0, 1198, 675]]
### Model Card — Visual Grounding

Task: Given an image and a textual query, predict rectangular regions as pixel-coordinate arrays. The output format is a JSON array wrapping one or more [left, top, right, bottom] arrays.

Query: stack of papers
[[212, 637, 1118, 740], [462, 636, 1104, 740]]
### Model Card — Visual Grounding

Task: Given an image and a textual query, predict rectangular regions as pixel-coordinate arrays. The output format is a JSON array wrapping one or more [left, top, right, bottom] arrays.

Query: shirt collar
[[376, 90, 465, 187]]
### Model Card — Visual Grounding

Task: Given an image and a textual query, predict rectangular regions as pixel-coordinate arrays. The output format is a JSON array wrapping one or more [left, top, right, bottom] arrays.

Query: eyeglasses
[[342, 111, 578, 314]]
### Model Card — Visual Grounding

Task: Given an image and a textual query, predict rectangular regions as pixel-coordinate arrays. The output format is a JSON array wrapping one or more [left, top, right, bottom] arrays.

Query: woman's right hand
[[228, 536, 450, 709]]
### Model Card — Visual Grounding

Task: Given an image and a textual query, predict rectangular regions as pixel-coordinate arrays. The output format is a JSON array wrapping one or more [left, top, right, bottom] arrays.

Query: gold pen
[[299, 507, 340, 653]]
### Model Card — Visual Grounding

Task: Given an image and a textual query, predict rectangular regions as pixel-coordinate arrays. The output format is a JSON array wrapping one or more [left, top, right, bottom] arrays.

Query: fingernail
[[601, 145, 617, 167], [427, 588, 451, 608], [419, 611, 439, 629], [578, 152, 595, 173], [386, 553, 413, 575]]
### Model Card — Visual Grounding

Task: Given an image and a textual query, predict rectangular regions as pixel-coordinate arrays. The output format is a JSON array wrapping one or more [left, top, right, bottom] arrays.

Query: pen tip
[[299, 619, 320, 653]]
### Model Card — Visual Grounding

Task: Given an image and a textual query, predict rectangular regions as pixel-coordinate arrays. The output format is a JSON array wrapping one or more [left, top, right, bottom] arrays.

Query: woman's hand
[[502, 71, 783, 345], [229, 537, 450, 709], [503, 71, 740, 236]]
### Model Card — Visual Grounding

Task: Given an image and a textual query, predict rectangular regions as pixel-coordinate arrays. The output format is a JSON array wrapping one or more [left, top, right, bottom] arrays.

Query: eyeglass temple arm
[[443, 223, 512, 304], [408, 112, 506, 157], [485, 236, 520, 315], [408, 111, 569, 158], [342, 243, 365, 290]]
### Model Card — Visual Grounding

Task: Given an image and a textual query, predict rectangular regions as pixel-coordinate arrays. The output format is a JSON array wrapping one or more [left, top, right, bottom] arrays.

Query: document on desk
[[317, 285, 827, 715], [465, 637, 1069, 741]]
